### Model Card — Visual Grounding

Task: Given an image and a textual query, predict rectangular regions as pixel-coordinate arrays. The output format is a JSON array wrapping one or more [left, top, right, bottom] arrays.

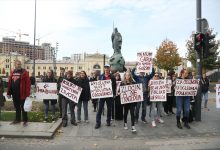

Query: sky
[[0, 0, 219, 61]]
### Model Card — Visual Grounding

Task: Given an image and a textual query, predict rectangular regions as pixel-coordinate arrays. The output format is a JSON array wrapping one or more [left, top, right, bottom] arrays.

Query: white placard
[[136, 51, 153, 73], [216, 84, 220, 108], [59, 79, 82, 103], [89, 80, 113, 99], [175, 79, 199, 96], [120, 83, 143, 104], [36, 83, 58, 100], [149, 80, 167, 102]]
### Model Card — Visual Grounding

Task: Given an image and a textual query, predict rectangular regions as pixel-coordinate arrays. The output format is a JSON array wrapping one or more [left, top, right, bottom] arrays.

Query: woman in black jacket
[[77, 71, 91, 123], [89, 71, 98, 112]]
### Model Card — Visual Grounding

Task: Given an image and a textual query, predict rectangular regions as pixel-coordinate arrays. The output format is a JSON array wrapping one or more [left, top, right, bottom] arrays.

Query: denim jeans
[[96, 98, 113, 125], [150, 102, 163, 121], [202, 92, 208, 107], [176, 96, 190, 118], [77, 100, 89, 121], [62, 97, 76, 123], [44, 102, 55, 119], [135, 92, 147, 121]]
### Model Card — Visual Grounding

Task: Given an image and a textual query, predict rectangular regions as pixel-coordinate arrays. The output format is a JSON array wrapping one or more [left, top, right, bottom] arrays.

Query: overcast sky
[[0, 0, 219, 61]]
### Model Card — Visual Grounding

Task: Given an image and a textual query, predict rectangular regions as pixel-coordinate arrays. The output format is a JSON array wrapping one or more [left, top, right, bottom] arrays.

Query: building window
[[38, 66, 41, 69], [5, 65, 9, 68], [6, 59, 9, 63], [71, 67, 73, 70], [65, 67, 68, 70], [49, 67, 52, 69], [43, 66, 46, 70], [93, 64, 101, 69], [78, 66, 82, 70], [54, 67, 57, 69], [27, 66, 30, 69], [38, 72, 40, 76]]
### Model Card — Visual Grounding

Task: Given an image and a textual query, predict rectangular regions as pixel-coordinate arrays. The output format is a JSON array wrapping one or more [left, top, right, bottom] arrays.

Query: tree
[[186, 29, 220, 73], [154, 39, 182, 72]]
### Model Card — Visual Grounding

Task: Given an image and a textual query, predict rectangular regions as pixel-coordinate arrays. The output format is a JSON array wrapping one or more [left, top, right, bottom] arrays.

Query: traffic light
[[194, 33, 205, 52], [203, 33, 216, 58]]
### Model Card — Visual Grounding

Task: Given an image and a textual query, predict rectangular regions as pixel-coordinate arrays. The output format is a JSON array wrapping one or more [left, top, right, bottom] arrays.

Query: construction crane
[[0, 28, 29, 41], [36, 32, 52, 46]]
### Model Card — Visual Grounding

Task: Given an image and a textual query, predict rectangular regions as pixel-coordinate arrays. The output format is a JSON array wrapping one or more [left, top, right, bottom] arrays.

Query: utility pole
[[195, 0, 202, 121], [33, 0, 37, 77]]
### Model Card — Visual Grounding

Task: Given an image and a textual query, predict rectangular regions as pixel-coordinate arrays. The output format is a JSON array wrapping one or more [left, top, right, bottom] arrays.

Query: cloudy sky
[[0, 0, 219, 61]]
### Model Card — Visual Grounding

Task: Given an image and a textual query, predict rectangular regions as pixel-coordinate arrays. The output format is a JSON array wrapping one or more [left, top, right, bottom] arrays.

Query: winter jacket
[[78, 77, 91, 101], [7, 68, 31, 100]]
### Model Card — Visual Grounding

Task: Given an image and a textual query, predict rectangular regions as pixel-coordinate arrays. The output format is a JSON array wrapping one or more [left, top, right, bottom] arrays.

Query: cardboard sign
[[59, 79, 82, 103], [89, 80, 113, 99], [216, 84, 220, 108], [175, 79, 199, 96], [149, 80, 167, 101], [166, 79, 172, 93], [120, 83, 143, 104], [116, 81, 122, 96], [36, 83, 58, 100], [136, 51, 153, 73]]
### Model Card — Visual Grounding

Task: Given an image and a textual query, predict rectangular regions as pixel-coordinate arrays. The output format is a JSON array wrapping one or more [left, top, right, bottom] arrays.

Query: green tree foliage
[[154, 39, 182, 72], [186, 29, 220, 72]]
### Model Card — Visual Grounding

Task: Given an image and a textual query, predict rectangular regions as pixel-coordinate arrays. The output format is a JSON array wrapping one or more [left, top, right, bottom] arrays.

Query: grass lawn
[[0, 111, 60, 122]]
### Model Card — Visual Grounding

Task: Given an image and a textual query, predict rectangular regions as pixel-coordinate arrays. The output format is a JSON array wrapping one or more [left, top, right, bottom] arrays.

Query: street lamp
[[33, 0, 37, 77]]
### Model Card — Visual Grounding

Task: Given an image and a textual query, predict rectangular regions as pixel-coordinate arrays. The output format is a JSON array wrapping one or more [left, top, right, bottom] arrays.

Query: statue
[[111, 28, 122, 54], [109, 28, 126, 73]]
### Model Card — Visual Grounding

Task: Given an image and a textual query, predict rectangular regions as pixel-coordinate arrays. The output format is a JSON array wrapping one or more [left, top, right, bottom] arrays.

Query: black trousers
[[123, 103, 135, 126], [164, 96, 174, 113], [12, 96, 28, 122]]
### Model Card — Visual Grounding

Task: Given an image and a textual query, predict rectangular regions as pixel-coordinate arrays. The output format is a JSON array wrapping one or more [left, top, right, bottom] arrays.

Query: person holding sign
[[132, 67, 155, 123], [148, 73, 165, 127], [77, 71, 91, 123], [61, 70, 78, 127], [201, 74, 210, 110], [176, 69, 191, 129], [121, 71, 137, 132], [42, 69, 57, 122], [57, 68, 65, 118], [95, 64, 116, 129]]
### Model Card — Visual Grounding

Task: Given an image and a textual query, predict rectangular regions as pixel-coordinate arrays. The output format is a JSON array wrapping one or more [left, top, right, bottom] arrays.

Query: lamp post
[[33, 0, 37, 77]]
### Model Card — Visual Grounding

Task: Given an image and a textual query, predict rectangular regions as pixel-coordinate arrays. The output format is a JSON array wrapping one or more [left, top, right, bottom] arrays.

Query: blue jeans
[[176, 96, 190, 118], [44, 102, 56, 119], [202, 92, 208, 108], [77, 100, 89, 121], [96, 98, 113, 125], [135, 92, 147, 121]]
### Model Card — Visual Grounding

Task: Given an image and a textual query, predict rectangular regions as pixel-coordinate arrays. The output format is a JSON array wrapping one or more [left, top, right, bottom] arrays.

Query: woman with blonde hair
[[121, 71, 136, 132]]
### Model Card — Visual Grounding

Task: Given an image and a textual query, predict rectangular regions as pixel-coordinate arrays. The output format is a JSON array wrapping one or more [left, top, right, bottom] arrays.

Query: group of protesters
[[0, 60, 210, 132]]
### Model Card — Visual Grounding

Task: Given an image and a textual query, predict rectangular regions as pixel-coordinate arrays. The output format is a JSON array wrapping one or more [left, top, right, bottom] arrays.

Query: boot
[[176, 116, 182, 129], [184, 118, 191, 129]]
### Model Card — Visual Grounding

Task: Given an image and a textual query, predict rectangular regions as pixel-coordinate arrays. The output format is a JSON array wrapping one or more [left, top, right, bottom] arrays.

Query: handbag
[[24, 97, 32, 112]]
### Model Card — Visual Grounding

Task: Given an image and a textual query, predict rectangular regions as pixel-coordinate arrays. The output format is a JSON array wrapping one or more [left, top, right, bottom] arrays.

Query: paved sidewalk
[[0, 119, 62, 139], [0, 92, 219, 139]]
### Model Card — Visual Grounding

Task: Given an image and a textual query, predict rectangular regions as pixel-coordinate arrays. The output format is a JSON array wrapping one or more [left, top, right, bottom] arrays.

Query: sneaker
[[62, 122, 67, 127], [152, 121, 156, 127], [106, 122, 111, 126], [77, 120, 81, 123], [95, 123, 101, 129], [184, 123, 191, 129], [157, 118, 164, 123], [124, 123, 128, 130], [23, 122, 28, 127], [131, 126, 136, 132], [43, 118, 48, 123], [177, 122, 182, 129], [141, 118, 147, 124], [71, 121, 78, 126], [10, 120, 20, 125], [85, 120, 89, 123]]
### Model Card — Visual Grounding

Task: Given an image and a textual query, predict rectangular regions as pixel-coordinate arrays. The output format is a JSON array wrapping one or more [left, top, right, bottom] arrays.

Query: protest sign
[[175, 79, 199, 96], [36, 83, 58, 100], [89, 80, 113, 99], [59, 79, 82, 103], [166, 79, 172, 93], [120, 83, 143, 104], [136, 51, 153, 73], [216, 84, 220, 108], [149, 80, 167, 101]]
